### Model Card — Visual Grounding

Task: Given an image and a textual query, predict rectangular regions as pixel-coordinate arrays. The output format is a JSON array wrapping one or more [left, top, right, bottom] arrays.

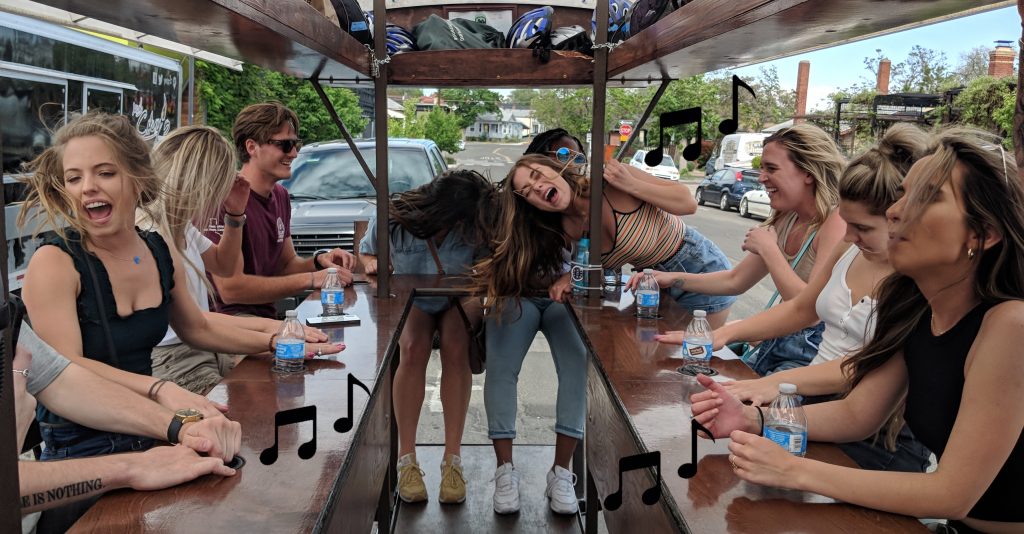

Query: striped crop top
[[602, 199, 685, 270]]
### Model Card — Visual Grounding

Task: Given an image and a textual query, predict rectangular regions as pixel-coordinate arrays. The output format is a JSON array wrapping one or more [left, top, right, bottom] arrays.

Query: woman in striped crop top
[[513, 129, 736, 327]]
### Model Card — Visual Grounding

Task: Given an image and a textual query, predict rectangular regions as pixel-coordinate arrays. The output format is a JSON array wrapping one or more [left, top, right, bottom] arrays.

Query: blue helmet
[[385, 23, 417, 56], [592, 0, 632, 42], [507, 6, 555, 49]]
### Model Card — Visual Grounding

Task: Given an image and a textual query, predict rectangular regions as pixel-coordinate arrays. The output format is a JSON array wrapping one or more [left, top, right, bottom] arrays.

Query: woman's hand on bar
[[156, 382, 229, 419], [728, 431, 801, 489], [624, 269, 678, 293], [721, 378, 777, 406], [689, 374, 760, 439], [305, 342, 345, 359]]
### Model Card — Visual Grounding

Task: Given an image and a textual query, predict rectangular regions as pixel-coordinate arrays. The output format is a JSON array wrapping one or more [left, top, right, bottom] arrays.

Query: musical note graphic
[[718, 75, 756, 136], [603, 451, 662, 511], [645, 106, 703, 166], [333, 373, 371, 433], [678, 418, 715, 478], [259, 405, 317, 465]]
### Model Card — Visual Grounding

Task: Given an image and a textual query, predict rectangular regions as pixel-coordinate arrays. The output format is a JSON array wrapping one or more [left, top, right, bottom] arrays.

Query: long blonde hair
[[18, 113, 161, 242], [762, 123, 844, 233]]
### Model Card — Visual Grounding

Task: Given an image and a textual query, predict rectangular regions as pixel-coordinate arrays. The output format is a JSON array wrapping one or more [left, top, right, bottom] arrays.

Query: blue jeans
[[748, 322, 825, 377], [656, 225, 737, 314], [39, 421, 154, 460], [485, 298, 587, 440]]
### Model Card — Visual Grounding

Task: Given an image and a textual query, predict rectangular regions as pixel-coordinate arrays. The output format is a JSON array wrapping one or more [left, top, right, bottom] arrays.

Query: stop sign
[[620, 122, 633, 137]]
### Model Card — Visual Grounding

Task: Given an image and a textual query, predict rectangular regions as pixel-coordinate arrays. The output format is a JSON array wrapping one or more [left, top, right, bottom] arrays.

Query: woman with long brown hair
[[358, 169, 495, 506], [690, 128, 1024, 532]]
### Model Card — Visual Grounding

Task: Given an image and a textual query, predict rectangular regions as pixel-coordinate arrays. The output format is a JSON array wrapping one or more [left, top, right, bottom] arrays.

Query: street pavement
[[417, 142, 778, 450]]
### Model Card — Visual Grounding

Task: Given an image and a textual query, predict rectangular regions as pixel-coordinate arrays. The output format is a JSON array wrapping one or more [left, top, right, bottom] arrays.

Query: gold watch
[[167, 408, 204, 444]]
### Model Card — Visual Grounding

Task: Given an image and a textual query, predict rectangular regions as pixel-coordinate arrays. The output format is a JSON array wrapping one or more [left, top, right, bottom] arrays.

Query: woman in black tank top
[[688, 128, 1024, 531]]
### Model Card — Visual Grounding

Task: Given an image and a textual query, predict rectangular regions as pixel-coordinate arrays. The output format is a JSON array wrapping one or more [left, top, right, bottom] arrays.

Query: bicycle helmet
[[592, 0, 632, 43], [364, 10, 373, 37], [507, 6, 555, 49], [385, 23, 417, 56], [550, 25, 594, 55]]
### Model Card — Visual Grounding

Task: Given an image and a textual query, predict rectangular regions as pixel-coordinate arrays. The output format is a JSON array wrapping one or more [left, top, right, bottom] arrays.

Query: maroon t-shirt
[[205, 182, 291, 318]]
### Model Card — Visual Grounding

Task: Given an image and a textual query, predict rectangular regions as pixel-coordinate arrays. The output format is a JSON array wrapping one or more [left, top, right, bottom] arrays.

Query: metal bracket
[[614, 80, 670, 161], [308, 78, 378, 192]]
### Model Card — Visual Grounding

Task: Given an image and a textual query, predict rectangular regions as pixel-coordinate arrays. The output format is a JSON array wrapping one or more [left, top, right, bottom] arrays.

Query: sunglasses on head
[[266, 138, 302, 153], [549, 147, 587, 166]]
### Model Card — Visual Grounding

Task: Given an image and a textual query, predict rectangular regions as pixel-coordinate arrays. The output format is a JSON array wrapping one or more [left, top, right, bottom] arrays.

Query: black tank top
[[904, 302, 1024, 522], [37, 229, 175, 425]]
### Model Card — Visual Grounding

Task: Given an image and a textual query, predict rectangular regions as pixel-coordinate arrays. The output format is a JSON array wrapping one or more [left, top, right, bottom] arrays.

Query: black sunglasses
[[265, 138, 302, 153]]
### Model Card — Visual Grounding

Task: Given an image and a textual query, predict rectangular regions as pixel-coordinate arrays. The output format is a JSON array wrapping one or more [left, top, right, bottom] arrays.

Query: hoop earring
[[967, 248, 976, 260]]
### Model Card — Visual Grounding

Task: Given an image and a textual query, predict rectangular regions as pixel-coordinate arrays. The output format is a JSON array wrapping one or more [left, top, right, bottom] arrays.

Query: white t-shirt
[[811, 245, 877, 365], [158, 225, 214, 346]]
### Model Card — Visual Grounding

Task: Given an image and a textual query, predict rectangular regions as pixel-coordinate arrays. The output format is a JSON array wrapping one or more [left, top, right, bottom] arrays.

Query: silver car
[[284, 138, 447, 255]]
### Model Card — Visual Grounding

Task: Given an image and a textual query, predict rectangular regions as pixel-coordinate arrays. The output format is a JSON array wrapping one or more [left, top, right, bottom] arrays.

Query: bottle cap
[[779, 383, 797, 394], [693, 310, 707, 317], [327, 267, 337, 273], [643, 268, 653, 274], [285, 310, 298, 318]]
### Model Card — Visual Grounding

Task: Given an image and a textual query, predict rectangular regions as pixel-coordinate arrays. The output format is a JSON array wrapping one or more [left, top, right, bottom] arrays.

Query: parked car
[[284, 138, 447, 255], [739, 188, 772, 219], [704, 156, 717, 176], [694, 167, 761, 211], [629, 149, 679, 180]]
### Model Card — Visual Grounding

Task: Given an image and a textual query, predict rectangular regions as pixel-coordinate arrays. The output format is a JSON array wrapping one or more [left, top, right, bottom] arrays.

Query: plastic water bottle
[[635, 268, 660, 318], [274, 310, 305, 374], [320, 267, 344, 316], [681, 310, 713, 363], [572, 237, 590, 294], [764, 383, 808, 456]]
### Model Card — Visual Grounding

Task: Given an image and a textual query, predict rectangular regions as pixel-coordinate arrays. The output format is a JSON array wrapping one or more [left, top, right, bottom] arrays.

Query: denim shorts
[[39, 421, 154, 460], [655, 225, 737, 314], [411, 296, 452, 316], [747, 322, 825, 377]]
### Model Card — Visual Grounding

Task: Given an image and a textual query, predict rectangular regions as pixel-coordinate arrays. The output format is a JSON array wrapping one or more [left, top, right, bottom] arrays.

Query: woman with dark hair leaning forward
[[359, 170, 495, 506], [691, 128, 1024, 533]]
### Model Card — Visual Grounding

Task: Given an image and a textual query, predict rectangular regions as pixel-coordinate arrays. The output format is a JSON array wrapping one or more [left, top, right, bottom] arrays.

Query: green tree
[[531, 88, 593, 141], [388, 100, 463, 152], [196, 62, 366, 143], [507, 88, 538, 107], [955, 46, 994, 85], [954, 75, 1015, 146], [439, 88, 501, 129]]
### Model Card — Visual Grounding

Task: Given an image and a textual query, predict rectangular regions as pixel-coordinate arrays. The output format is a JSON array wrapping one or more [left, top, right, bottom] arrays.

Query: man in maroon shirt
[[205, 102, 355, 318]]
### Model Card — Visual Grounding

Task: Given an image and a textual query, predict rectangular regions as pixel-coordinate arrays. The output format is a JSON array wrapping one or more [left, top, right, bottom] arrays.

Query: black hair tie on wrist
[[225, 210, 245, 218], [755, 405, 765, 436]]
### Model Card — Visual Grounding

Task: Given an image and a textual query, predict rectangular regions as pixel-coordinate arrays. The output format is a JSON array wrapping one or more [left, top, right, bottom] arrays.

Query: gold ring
[[729, 457, 739, 470]]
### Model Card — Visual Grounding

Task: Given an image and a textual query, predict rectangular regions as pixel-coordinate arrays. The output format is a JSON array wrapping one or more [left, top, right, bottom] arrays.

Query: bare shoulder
[[981, 300, 1024, 331], [24, 244, 76, 283]]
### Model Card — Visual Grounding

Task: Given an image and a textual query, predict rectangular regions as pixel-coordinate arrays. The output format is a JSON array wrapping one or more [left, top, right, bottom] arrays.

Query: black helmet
[[550, 26, 594, 56]]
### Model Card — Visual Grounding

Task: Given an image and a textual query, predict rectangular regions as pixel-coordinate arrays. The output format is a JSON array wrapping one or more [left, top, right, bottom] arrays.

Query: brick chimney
[[794, 60, 810, 123], [989, 40, 1016, 78], [877, 58, 891, 95]]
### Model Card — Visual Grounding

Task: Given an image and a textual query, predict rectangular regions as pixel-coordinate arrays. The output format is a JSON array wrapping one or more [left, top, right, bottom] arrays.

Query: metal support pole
[[614, 80, 668, 161], [373, 0, 389, 299], [0, 127, 18, 532], [588, 0, 609, 301], [309, 77, 378, 192], [188, 55, 195, 125]]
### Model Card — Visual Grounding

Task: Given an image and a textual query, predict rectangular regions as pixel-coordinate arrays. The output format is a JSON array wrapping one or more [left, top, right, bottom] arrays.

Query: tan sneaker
[[397, 453, 427, 503], [438, 454, 467, 504]]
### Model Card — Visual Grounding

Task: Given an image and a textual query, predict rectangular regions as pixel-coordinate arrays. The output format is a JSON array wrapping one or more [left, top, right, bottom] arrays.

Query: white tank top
[[812, 245, 877, 365]]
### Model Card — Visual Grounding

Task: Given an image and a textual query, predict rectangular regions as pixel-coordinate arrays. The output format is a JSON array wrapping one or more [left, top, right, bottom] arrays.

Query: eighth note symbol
[[603, 451, 662, 511], [334, 373, 371, 433], [678, 418, 715, 478], [259, 405, 317, 465], [646, 107, 703, 167], [718, 75, 755, 136]]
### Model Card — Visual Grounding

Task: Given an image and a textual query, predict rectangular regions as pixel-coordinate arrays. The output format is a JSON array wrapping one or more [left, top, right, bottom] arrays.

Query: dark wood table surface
[[570, 289, 928, 534], [67, 276, 461, 534]]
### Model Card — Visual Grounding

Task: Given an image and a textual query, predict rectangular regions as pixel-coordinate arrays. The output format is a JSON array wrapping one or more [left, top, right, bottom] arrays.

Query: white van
[[715, 132, 768, 171]]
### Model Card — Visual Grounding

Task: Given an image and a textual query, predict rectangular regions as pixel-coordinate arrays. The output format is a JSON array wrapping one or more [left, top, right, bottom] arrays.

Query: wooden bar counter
[[67, 276, 453, 534], [569, 288, 928, 534]]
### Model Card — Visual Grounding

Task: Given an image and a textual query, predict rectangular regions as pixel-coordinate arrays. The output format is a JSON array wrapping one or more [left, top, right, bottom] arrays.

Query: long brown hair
[[470, 154, 588, 317], [842, 128, 1024, 447], [762, 123, 844, 232], [18, 113, 161, 243], [389, 169, 495, 252]]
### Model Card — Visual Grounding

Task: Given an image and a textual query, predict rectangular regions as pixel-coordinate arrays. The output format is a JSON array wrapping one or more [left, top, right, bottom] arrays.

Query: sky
[[727, 5, 1021, 111]]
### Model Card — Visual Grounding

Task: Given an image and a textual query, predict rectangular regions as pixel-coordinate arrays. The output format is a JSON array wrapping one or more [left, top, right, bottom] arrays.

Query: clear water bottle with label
[[636, 268, 660, 319], [320, 267, 344, 316], [572, 237, 590, 294], [764, 383, 808, 456], [679, 310, 715, 375], [273, 310, 306, 374]]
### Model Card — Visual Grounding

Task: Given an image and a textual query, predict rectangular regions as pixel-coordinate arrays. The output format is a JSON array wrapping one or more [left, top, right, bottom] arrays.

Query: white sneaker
[[545, 465, 579, 514], [492, 462, 521, 514]]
